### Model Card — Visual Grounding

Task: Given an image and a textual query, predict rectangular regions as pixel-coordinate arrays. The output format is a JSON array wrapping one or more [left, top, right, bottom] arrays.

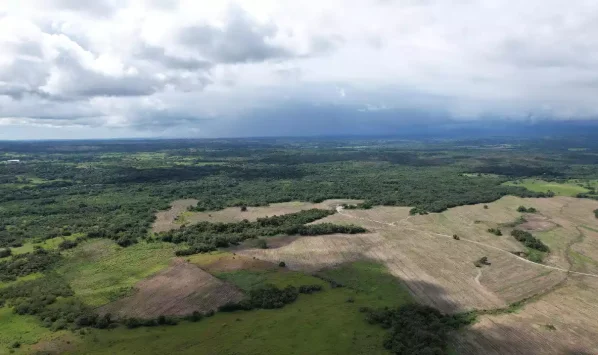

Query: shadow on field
[[396, 280, 594, 355]]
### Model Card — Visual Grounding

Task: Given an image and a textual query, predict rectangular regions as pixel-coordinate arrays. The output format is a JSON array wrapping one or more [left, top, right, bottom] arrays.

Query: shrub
[[452, 234, 460, 240], [256, 239, 268, 249], [0, 248, 11, 258], [409, 207, 428, 215], [517, 206, 537, 213], [298, 284, 323, 294], [487, 228, 502, 236], [279, 261, 286, 268], [483, 205, 489, 209], [58, 240, 78, 250]]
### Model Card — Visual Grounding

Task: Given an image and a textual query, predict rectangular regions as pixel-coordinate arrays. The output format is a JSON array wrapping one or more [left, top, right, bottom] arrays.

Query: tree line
[[511, 229, 550, 252], [158, 209, 366, 256]]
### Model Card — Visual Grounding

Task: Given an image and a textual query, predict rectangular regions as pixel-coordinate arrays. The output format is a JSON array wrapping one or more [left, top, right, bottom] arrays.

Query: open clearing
[[152, 199, 362, 232], [58, 239, 175, 306], [98, 259, 244, 318], [52, 261, 413, 355], [236, 195, 598, 353], [503, 179, 590, 196]]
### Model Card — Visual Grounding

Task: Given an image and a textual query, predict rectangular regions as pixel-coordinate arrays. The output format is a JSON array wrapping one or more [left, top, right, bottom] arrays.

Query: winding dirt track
[[336, 206, 598, 279]]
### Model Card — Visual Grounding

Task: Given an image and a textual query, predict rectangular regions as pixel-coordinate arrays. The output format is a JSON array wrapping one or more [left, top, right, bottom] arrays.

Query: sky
[[1, 0, 598, 139]]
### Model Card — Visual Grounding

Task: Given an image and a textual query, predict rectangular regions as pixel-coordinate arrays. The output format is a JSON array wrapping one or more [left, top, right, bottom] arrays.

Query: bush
[[409, 207, 428, 216], [517, 206, 537, 213], [58, 240, 78, 250], [483, 205, 489, 209], [0, 248, 11, 258], [298, 284, 323, 294], [452, 234, 460, 240], [256, 239, 268, 249], [487, 228, 502, 236], [278, 261, 286, 268]]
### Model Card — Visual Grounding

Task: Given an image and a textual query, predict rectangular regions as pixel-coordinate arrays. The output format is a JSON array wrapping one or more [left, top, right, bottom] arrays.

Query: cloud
[[2, 0, 598, 139], [177, 5, 293, 64]]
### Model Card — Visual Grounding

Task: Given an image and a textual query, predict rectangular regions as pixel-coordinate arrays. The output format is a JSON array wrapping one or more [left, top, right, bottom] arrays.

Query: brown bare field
[[151, 195, 598, 353], [455, 277, 598, 355], [187, 251, 277, 273], [520, 214, 558, 232], [98, 259, 244, 318], [151, 199, 198, 233], [152, 199, 362, 232], [239, 195, 598, 314]]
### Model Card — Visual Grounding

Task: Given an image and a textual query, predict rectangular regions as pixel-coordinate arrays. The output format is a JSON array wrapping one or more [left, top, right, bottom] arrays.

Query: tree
[[0, 248, 11, 258], [240, 205, 248, 212], [452, 234, 460, 240], [279, 261, 286, 268]]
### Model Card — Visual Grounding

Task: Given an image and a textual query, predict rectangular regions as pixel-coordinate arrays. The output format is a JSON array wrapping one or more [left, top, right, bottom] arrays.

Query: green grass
[[1, 234, 82, 259], [0, 307, 64, 352], [318, 260, 414, 308], [216, 269, 327, 291], [57, 239, 175, 306], [525, 248, 547, 263], [0, 273, 43, 290], [503, 179, 589, 196], [65, 261, 414, 355]]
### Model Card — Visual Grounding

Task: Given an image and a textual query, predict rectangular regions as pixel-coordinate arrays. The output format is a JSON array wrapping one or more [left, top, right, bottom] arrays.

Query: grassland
[[0, 308, 49, 351], [51, 261, 413, 355], [503, 179, 589, 196], [1, 234, 82, 258], [57, 239, 175, 306]]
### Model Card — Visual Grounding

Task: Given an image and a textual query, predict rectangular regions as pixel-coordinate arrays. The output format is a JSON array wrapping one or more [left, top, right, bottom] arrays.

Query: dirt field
[[148, 196, 598, 353], [98, 259, 244, 318], [455, 277, 598, 354], [152, 199, 363, 232], [187, 252, 278, 273], [152, 199, 198, 233], [238, 196, 598, 315]]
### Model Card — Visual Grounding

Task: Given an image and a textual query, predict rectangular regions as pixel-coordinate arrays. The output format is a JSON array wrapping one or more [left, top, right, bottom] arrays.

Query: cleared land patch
[[153, 199, 362, 232], [98, 259, 244, 318], [503, 179, 589, 196], [65, 261, 413, 355], [58, 239, 175, 306], [151, 199, 198, 233]]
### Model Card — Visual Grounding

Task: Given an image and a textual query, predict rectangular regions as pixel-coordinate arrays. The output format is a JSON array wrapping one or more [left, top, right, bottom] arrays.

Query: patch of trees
[[511, 230, 549, 252], [343, 202, 373, 210], [409, 207, 428, 215], [219, 284, 322, 312], [160, 209, 366, 256], [58, 240, 78, 250], [0, 249, 60, 282], [0, 248, 11, 258], [363, 304, 476, 355], [517, 206, 537, 213], [0, 275, 99, 331], [487, 228, 502, 236]]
